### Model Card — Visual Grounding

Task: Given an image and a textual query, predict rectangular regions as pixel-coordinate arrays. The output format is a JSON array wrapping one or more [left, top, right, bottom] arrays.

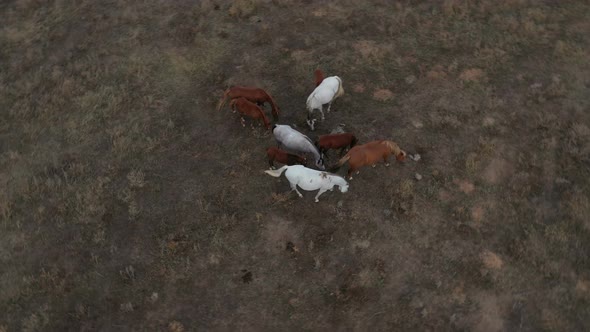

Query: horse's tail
[[217, 88, 231, 111], [335, 76, 344, 98], [264, 91, 279, 121], [260, 109, 271, 129], [265, 165, 288, 177], [329, 154, 350, 172]]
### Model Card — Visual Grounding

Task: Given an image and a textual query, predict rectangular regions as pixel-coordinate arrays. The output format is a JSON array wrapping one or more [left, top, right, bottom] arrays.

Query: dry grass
[[1, 0, 589, 330]]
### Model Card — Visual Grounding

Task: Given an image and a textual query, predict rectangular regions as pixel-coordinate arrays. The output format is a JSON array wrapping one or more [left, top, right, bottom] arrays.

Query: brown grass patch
[[471, 205, 485, 223], [352, 40, 392, 60], [426, 65, 447, 80], [372, 89, 394, 101], [480, 250, 503, 270], [455, 179, 475, 194], [168, 321, 185, 332], [459, 68, 486, 83], [568, 193, 590, 230], [228, 0, 259, 18], [473, 294, 505, 332], [481, 158, 513, 185], [353, 83, 366, 93]]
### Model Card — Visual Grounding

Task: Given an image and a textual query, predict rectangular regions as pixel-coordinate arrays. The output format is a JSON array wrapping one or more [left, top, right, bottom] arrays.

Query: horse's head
[[316, 157, 325, 170], [396, 150, 407, 161], [339, 182, 349, 193], [384, 141, 407, 161]]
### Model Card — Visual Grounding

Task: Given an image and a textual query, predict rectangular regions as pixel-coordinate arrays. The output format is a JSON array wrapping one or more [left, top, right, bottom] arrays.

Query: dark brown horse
[[229, 97, 271, 129], [330, 140, 406, 180], [217, 86, 279, 121], [266, 147, 307, 168], [316, 132, 358, 156]]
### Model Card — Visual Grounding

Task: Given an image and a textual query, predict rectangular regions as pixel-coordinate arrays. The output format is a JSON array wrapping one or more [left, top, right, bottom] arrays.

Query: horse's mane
[[330, 172, 347, 182], [383, 140, 401, 154], [302, 133, 315, 145]]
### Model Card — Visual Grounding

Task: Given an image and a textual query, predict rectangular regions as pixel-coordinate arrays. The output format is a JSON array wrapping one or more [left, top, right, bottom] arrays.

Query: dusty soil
[[1, 0, 590, 330]]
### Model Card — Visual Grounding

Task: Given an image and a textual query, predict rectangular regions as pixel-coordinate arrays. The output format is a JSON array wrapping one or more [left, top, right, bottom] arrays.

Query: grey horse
[[272, 124, 325, 170]]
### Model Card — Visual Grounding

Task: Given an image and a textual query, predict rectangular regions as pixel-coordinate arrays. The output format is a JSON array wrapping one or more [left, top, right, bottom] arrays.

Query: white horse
[[265, 165, 349, 202], [306, 76, 344, 130], [272, 124, 325, 170]]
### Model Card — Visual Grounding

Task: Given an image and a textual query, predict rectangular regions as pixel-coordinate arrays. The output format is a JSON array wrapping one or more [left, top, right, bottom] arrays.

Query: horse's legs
[[306, 112, 315, 130], [327, 102, 332, 113], [314, 188, 328, 203], [384, 155, 390, 166], [290, 183, 303, 198], [240, 117, 246, 127], [268, 158, 275, 169], [319, 107, 325, 121]]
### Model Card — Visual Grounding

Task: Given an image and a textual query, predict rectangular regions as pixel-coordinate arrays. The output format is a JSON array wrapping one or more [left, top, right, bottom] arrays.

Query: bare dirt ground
[[1, 0, 590, 330]]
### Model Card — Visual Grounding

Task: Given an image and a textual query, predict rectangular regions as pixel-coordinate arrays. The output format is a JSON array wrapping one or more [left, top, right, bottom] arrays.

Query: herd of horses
[[217, 70, 407, 202]]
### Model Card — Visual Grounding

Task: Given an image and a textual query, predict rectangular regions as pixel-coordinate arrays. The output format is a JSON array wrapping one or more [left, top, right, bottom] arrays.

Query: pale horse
[[264, 165, 349, 202], [272, 124, 325, 170], [306, 76, 344, 130]]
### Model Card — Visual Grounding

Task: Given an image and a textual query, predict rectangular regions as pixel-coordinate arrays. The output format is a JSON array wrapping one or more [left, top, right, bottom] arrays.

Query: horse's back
[[286, 166, 330, 190], [313, 87, 338, 105], [319, 133, 351, 147], [320, 76, 340, 88], [348, 143, 384, 165]]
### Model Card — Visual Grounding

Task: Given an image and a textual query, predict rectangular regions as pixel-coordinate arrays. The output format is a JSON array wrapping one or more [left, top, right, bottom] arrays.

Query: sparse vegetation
[[1, 0, 589, 330]]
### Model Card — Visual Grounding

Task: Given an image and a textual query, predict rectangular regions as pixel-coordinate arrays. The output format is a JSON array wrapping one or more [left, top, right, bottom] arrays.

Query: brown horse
[[329, 140, 406, 179], [316, 132, 358, 156], [217, 86, 279, 121], [266, 147, 307, 168], [229, 97, 271, 129], [314, 69, 325, 87]]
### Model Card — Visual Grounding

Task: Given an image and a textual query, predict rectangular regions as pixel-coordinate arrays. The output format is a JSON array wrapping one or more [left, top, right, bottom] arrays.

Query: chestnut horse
[[229, 97, 271, 129], [316, 132, 358, 156], [266, 147, 307, 168], [314, 69, 325, 87], [329, 140, 407, 180], [217, 86, 279, 121]]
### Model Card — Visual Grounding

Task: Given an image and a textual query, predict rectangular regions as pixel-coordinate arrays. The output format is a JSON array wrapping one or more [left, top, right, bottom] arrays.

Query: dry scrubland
[[1, 0, 590, 330]]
